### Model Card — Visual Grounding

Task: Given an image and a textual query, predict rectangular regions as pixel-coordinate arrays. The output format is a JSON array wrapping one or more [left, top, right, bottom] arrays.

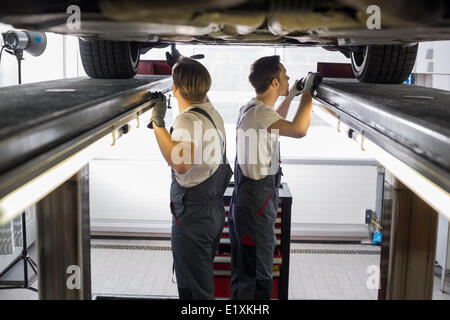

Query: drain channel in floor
[[290, 248, 380, 255], [91, 244, 380, 255], [91, 244, 171, 251]]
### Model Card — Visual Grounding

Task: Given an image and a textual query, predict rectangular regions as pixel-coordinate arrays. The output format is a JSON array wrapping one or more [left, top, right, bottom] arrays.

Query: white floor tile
[[3, 240, 448, 301]]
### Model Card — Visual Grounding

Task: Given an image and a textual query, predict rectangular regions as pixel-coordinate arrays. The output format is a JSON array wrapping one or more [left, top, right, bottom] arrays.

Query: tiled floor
[[90, 239, 449, 300], [287, 243, 380, 300], [1, 239, 449, 300], [433, 267, 450, 300], [91, 240, 176, 297]]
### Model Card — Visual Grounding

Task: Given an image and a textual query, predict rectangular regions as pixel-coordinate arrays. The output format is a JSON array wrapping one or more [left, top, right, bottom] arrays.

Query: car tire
[[79, 39, 140, 79], [351, 44, 418, 84]]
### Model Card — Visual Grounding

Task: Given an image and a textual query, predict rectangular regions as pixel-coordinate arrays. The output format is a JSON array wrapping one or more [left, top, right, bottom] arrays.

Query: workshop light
[[2, 30, 47, 56], [313, 103, 450, 220]]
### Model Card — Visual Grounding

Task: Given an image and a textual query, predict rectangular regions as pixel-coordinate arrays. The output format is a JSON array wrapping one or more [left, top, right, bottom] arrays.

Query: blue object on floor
[[372, 232, 382, 245]]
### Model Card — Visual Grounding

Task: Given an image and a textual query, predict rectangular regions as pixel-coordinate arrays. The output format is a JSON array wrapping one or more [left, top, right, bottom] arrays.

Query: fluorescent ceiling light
[[0, 115, 144, 225]]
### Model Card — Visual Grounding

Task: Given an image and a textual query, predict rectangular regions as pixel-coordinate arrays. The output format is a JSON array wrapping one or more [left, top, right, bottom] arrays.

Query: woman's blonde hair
[[172, 57, 211, 102]]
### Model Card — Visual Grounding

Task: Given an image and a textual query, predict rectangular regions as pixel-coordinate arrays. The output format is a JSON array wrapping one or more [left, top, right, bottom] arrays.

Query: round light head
[[2, 30, 47, 56], [2, 30, 28, 51]]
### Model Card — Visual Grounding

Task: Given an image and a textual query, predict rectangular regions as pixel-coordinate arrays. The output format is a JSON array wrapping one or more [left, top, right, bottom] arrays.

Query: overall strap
[[234, 103, 258, 174], [190, 107, 226, 161], [236, 103, 257, 129]]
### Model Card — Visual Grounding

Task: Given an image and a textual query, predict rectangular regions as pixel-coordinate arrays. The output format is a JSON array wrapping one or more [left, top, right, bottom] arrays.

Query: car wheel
[[351, 44, 418, 84], [79, 39, 140, 79]]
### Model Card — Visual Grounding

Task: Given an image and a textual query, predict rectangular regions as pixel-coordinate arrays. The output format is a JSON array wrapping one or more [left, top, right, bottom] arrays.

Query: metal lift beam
[[0, 75, 172, 224], [314, 79, 450, 194]]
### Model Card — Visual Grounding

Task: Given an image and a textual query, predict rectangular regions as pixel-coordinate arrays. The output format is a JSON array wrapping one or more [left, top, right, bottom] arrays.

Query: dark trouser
[[171, 204, 224, 300], [229, 166, 280, 300], [229, 210, 276, 300], [170, 161, 232, 300], [169, 107, 233, 299]]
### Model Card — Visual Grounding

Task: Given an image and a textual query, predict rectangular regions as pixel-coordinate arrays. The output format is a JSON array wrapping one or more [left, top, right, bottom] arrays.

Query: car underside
[[1, 0, 449, 82]]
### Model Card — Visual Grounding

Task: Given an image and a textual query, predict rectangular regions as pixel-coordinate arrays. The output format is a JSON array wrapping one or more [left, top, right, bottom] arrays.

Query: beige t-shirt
[[171, 102, 226, 188], [236, 98, 282, 180]]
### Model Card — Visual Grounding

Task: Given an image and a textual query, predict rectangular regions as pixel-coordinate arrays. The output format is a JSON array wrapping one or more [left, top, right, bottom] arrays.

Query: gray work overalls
[[229, 103, 282, 300], [170, 107, 233, 300]]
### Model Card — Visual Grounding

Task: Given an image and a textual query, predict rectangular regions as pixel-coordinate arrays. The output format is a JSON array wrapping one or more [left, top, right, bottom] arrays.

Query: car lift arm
[[313, 79, 449, 218]]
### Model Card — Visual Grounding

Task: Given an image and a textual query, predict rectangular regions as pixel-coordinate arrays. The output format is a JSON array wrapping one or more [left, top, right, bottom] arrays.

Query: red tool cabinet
[[137, 60, 172, 75], [214, 182, 292, 300]]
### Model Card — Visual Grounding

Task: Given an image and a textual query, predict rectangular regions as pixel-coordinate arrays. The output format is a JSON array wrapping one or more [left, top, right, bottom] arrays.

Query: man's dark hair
[[248, 55, 281, 94]]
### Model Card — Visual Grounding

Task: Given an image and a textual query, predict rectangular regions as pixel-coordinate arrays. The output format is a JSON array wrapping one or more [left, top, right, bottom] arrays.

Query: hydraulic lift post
[[385, 174, 438, 299], [35, 165, 91, 300]]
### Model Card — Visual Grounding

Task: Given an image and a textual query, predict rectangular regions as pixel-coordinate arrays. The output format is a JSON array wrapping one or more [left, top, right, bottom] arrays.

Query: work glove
[[147, 92, 167, 129], [165, 43, 182, 67], [295, 72, 323, 94], [287, 80, 302, 99]]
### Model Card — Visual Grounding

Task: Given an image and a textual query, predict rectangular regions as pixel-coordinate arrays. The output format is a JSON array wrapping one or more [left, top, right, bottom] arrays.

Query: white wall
[[414, 41, 450, 91], [436, 215, 450, 270], [286, 165, 376, 225]]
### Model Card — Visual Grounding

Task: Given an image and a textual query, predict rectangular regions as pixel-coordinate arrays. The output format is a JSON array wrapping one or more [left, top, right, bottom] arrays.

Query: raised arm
[[149, 92, 195, 174], [268, 73, 322, 138], [275, 79, 302, 119], [269, 91, 313, 138]]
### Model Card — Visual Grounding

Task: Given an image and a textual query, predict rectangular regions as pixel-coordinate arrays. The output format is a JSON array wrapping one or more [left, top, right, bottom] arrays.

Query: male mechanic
[[229, 55, 322, 299], [149, 55, 232, 299]]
